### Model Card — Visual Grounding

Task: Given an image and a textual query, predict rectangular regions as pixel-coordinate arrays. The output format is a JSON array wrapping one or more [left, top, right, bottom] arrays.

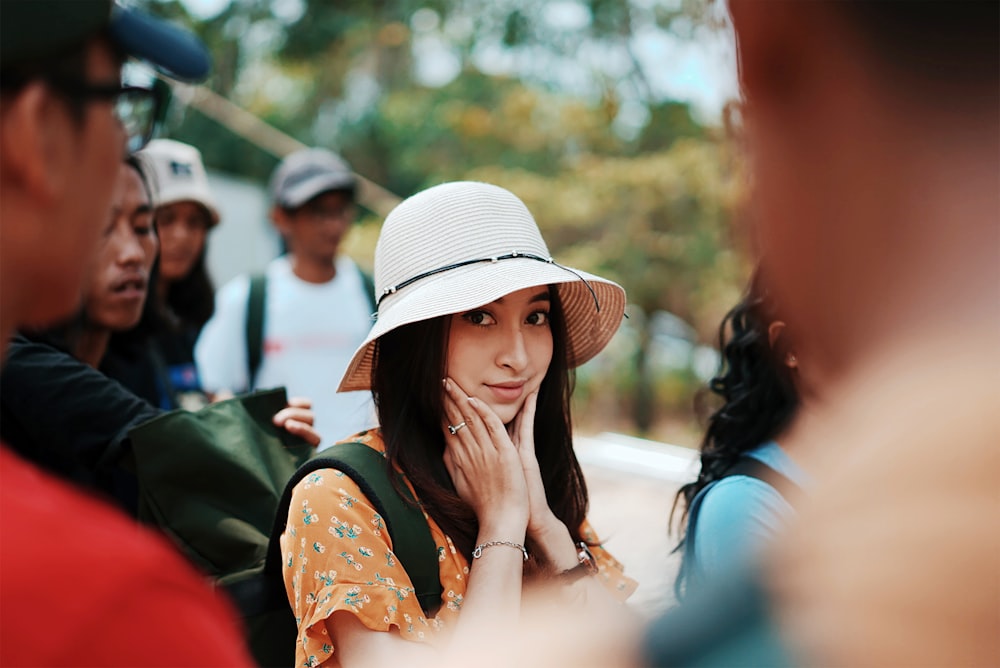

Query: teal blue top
[[683, 441, 810, 590]]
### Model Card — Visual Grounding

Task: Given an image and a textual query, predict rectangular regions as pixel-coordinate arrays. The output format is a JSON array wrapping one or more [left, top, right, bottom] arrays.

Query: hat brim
[[337, 258, 626, 392], [110, 6, 211, 82]]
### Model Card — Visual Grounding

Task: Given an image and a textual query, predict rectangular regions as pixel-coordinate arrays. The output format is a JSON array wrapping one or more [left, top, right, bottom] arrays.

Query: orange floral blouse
[[280, 429, 637, 667]]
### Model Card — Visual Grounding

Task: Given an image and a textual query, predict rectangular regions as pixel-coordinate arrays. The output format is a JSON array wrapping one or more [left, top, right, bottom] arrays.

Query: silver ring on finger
[[448, 421, 467, 435]]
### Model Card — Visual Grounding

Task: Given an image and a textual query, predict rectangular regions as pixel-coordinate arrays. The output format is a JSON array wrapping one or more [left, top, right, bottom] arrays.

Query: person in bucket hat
[[279, 181, 636, 667]]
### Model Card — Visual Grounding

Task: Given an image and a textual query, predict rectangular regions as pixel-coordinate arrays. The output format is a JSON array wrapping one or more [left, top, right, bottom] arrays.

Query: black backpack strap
[[723, 456, 802, 502], [265, 441, 443, 615], [246, 274, 267, 390]]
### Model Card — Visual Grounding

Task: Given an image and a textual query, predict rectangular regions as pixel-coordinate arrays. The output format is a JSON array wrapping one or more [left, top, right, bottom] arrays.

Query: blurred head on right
[[729, 0, 998, 384]]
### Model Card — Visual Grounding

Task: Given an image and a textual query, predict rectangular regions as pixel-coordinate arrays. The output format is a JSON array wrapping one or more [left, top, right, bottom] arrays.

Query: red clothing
[[0, 446, 253, 666]]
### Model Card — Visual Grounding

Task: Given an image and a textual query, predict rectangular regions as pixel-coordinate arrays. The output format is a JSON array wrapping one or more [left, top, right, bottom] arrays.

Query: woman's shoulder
[[697, 474, 788, 521], [745, 440, 811, 488], [692, 473, 793, 556], [289, 430, 387, 501], [321, 429, 386, 456]]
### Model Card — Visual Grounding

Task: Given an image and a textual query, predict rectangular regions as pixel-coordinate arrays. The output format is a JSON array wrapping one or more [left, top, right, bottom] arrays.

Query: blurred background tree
[[142, 0, 747, 442]]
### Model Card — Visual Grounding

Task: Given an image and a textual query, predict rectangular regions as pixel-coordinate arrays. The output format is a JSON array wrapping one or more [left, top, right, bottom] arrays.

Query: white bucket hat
[[137, 139, 220, 226], [338, 181, 626, 392]]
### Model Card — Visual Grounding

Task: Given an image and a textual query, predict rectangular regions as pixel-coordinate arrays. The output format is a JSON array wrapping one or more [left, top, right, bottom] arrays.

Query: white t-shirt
[[195, 255, 376, 450]]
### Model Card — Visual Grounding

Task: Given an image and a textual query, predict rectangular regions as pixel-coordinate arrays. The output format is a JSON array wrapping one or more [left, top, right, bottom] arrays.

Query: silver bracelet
[[472, 540, 529, 561]]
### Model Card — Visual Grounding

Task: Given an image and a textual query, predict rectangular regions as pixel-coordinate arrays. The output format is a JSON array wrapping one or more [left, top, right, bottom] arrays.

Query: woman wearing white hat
[[280, 181, 636, 667]]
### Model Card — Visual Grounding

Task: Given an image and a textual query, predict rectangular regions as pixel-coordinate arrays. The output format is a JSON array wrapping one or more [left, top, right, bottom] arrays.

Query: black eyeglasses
[[2, 75, 163, 153], [52, 79, 163, 153]]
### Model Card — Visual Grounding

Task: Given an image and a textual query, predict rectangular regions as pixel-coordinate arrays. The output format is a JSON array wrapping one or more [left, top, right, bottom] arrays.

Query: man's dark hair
[[0, 32, 124, 122], [837, 1, 998, 106]]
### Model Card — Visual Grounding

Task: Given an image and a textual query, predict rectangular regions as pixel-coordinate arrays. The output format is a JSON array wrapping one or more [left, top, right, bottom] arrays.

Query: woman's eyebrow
[[529, 291, 551, 303], [491, 290, 552, 306]]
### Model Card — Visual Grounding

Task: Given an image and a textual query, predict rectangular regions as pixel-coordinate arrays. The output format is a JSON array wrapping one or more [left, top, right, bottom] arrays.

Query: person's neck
[[73, 326, 111, 369], [157, 277, 171, 302], [290, 254, 337, 284]]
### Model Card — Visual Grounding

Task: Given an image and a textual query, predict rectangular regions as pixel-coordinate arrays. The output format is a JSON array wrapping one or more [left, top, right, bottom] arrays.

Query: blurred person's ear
[[729, 1, 830, 110], [1, 83, 75, 204], [270, 204, 293, 237]]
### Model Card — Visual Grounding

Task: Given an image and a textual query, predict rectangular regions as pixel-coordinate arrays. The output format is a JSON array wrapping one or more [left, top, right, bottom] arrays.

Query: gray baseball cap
[[269, 148, 357, 209]]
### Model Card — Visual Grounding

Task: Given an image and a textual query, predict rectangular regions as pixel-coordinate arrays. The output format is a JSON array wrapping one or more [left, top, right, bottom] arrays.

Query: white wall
[[203, 170, 281, 288]]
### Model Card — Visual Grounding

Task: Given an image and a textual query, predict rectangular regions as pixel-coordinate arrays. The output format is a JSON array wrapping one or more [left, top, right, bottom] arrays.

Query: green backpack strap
[[359, 268, 376, 317], [246, 274, 267, 390], [265, 440, 443, 615]]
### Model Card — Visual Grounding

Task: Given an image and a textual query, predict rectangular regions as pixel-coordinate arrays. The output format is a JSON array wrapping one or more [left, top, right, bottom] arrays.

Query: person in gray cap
[[0, 1, 252, 663], [196, 147, 377, 449]]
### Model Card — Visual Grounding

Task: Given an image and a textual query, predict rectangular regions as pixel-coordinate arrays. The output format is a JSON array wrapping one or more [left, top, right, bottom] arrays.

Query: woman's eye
[[462, 310, 495, 326], [527, 311, 550, 326]]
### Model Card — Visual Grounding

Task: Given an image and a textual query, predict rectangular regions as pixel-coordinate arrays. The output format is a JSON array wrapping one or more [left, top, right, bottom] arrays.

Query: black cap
[[1, 0, 211, 82]]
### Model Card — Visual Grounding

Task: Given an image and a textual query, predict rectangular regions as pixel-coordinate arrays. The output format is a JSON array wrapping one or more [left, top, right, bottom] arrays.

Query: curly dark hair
[[670, 269, 798, 550]]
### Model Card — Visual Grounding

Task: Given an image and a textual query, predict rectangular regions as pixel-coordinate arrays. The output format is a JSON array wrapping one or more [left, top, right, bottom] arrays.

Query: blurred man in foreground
[[0, 1, 251, 663], [646, 1, 998, 665]]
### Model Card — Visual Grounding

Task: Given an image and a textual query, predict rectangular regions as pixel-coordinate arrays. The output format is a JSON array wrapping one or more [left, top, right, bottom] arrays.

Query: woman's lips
[[486, 382, 525, 402]]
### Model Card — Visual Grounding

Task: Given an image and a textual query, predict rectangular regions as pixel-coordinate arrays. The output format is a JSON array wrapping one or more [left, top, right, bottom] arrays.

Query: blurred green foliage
[[144, 0, 747, 441]]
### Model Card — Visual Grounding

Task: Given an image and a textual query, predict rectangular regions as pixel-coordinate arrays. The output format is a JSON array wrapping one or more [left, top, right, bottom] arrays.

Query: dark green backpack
[[225, 440, 442, 667], [127, 391, 442, 667]]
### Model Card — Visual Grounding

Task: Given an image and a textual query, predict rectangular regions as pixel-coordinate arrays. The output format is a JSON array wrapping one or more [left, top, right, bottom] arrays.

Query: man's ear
[[730, 0, 827, 110], [0, 83, 73, 202], [270, 205, 292, 236]]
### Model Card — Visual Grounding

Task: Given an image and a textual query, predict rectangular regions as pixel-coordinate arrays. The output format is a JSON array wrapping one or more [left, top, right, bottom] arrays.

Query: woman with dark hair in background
[[671, 269, 811, 597], [103, 139, 220, 410]]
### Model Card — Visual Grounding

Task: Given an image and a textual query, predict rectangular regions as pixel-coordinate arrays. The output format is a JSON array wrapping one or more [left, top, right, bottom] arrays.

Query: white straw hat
[[338, 181, 626, 392], [137, 139, 220, 225]]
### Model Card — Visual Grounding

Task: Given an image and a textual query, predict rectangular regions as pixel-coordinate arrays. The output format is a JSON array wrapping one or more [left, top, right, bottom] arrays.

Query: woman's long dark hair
[[163, 246, 215, 329], [370, 286, 589, 567], [671, 270, 798, 544]]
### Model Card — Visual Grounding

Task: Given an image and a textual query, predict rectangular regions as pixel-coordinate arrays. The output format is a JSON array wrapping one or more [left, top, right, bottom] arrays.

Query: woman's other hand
[[509, 391, 562, 540]]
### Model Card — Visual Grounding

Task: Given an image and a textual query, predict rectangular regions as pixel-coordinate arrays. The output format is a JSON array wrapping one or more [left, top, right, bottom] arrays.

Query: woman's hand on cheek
[[510, 391, 561, 538], [442, 378, 529, 539]]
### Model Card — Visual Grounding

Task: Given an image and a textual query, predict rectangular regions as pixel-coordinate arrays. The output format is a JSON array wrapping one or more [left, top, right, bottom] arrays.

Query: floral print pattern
[[280, 430, 635, 667]]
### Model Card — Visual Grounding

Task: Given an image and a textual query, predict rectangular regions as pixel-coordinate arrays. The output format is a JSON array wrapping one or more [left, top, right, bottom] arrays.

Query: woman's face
[[83, 164, 157, 332], [155, 200, 210, 283], [445, 286, 554, 425]]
